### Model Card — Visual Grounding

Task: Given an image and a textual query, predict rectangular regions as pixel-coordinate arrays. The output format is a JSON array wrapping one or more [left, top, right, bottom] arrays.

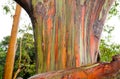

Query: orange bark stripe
[[62, 39, 67, 69], [74, 37, 80, 67], [90, 33, 95, 61], [81, 5, 85, 39], [55, 18, 59, 66], [47, 17, 52, 33]]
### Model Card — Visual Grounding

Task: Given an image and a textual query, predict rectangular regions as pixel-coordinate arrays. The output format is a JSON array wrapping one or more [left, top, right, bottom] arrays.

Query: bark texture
[[3, 4, 21, 79], [15, 0, 115, 73], [29, 54, 120, 79]]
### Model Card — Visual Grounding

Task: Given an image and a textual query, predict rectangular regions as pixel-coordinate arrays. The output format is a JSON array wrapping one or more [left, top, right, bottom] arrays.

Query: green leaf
[[3, 6, 10, 14]]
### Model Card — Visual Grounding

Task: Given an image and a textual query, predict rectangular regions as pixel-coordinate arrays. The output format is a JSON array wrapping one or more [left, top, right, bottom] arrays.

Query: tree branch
[[29, 55, 120, 79], [14, 0, 33, 17]]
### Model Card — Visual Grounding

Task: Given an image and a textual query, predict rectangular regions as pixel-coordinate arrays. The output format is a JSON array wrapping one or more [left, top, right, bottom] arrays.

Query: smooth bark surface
[[15, 0, 115, 73], [3, 4, 21, 79], [29, 54, 120, 79]]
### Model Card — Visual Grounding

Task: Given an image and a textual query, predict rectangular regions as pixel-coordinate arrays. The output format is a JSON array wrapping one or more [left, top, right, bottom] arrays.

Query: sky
[[0, 0, 31, 41], [0, 1, 120, 44], [0, 1, 13, 40], [103, 16, 120, 44]]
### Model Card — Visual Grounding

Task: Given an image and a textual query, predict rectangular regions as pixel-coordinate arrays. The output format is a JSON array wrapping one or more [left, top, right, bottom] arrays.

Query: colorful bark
[[29, 54, 120, 79], [15, 0, 115, 73]]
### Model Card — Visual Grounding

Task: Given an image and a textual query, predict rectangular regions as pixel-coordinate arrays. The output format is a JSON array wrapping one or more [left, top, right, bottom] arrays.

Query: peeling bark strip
[[15, 0, 115, 73], [29, 54, 120, 79]]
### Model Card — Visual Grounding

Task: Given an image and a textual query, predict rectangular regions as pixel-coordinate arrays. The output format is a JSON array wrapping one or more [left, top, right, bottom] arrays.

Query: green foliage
[[0, 51, 6, 79], [0, 37, 9, 79], [100, 28, 120, 62], [2, 0, 15, 17], [13, 25, 35, 78], [99, 0, 120, 62], [100, 23, 120, 62], [100, 0, 120, 62], [14, 33, 35, 78], [1, 1, 35, 78], [109, 1, 119, 16], [102, 25, 114, 42], [0, 36, 10, 52], [100, 39, 120, 62], [108, 0, 119, 19], [3, 6, 10, 14], [0, 25, 35, 78]]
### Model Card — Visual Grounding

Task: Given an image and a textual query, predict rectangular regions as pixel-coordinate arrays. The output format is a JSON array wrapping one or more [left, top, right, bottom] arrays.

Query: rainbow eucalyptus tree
[[15, 0, 114, 74]]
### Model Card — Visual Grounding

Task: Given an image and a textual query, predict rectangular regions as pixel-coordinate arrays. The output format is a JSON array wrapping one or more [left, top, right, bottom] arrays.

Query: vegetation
[[13, 32, 35, 78], [0, 0, 120, 78], [100, 25, 120, 62], [0, 25, 35, 79], [100, 0, 120, 62]]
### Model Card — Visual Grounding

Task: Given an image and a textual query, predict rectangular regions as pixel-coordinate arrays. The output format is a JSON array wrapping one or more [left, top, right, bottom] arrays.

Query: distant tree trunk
[[15, 0, 114, 74], [3, 4, 21, 79]]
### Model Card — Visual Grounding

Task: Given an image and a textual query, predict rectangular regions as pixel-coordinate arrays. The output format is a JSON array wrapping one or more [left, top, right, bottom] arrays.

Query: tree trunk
[[29, 54, 120, 79], [3, 4, 21, 79], [15, 0, 114, 74]]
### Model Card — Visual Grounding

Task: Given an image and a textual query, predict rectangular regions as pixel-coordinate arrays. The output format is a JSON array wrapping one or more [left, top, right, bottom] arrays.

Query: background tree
[[0, 25, 35, 79], [13, 25, 35, 78], [3, 4, 21, 79], [13, 32, 35, 79]]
